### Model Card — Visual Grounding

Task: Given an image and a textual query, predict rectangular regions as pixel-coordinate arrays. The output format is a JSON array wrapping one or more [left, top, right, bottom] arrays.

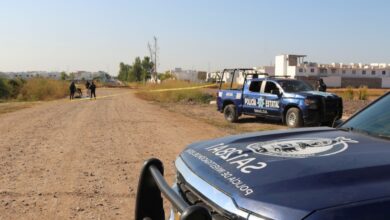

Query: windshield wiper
[[338, 127, 369, 136], [338, 127, 353, 132], [371, 134, 390, 141]]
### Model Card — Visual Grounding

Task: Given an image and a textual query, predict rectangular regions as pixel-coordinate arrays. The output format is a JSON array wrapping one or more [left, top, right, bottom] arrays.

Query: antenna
[[148, 36, 159, 83]]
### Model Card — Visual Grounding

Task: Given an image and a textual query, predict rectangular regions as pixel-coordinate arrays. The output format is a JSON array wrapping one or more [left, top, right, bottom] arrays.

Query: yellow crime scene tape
[[69, 91, 132, 102], [146, 84, 217, 92], [68, 84, 216, 102]]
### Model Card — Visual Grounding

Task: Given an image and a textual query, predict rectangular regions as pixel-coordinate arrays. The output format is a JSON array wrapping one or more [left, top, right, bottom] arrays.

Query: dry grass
[[0, 102, 36, 115], [137, 80, 207, 90], [159, 102, 285, 134], [18, 78, 69, 101], [135, 80, 215, 104], [329, 88, 388, 98]]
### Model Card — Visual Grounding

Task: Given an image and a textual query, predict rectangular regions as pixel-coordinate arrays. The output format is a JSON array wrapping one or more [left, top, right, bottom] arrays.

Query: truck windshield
[[278, 80, 313, 93], [341, 93, 390, 140]]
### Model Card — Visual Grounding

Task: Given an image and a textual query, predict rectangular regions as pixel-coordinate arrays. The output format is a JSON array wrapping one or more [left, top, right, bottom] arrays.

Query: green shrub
[[0, 78, 12, 99], [358, 86, 368, 100], [343, 86, 354, 101], [8, 78, 25, 98]]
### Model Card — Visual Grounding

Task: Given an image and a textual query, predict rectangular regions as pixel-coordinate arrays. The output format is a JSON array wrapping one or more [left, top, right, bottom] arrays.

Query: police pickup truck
[[135, 91, 390, 220], [216, 69, 342, 127]]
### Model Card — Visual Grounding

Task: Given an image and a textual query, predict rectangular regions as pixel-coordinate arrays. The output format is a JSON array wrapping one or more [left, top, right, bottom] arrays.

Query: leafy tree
[[131, 57, 142, 82], [158, 71, 176, 81], [60, 72, 68, 80], [118, 56, 154, 82], [141, 56, 153, 83], [8, 78, 25, 98], [69, 72, 75, 80], [0, 78, 11, 99], [118, 62, 133, 81], [118, 62, 128, 81]]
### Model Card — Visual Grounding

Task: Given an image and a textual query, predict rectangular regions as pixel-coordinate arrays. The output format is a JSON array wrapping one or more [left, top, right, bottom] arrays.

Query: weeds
[[329, 87, 388, 100], [136, 80, 215, 104], [137, 89, 214, 104], [1, 77, 68, 101], [358, 86, 368, 100], [343, 86, 354, 101]]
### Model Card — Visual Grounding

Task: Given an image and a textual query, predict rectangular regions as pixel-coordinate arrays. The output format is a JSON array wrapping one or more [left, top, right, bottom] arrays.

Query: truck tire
[[285, 108, 303, 128], [224, 104, 238, 123]]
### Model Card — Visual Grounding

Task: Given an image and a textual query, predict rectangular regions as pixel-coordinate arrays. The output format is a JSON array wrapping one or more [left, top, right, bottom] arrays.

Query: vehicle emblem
[[257, 97, 265, 108], [246, 137, 358, 158]]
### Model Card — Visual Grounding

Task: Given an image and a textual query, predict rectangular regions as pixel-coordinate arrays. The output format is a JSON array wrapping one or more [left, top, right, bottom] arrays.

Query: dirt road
[[0, 88, 227, 219]]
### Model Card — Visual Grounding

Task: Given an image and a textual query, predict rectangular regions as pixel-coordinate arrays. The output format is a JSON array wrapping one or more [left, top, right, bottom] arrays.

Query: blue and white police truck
[[216, 69, 343, 127], [135, 91, 390, 220]]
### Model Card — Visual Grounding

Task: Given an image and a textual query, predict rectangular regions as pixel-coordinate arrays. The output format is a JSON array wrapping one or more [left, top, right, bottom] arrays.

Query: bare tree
[[147, 36, 159, 83]]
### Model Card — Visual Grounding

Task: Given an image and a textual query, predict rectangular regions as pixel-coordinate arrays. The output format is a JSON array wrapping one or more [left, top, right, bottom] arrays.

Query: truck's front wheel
[[224, 104, 238, 123], [285, 108, 303, 128]]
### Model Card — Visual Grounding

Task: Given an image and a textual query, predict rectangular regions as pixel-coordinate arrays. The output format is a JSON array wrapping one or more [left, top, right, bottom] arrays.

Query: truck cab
[[217, 69, 343, 127]]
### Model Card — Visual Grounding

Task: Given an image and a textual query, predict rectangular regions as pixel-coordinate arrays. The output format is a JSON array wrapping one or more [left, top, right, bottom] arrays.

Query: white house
[[170, 68, 204, 82], [274, 54, 390, 88]]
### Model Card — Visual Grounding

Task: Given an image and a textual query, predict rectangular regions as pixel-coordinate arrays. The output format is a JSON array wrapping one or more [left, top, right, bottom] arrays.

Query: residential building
[[170, 68, 206, 82], [274, 54, 390, 88]]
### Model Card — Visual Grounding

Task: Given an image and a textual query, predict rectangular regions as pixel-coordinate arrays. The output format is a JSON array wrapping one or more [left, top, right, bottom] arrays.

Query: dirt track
[[0, 88, 227, 219]]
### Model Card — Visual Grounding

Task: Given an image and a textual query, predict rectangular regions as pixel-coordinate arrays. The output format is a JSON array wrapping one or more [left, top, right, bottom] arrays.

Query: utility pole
[[148, 36, 159, 83]]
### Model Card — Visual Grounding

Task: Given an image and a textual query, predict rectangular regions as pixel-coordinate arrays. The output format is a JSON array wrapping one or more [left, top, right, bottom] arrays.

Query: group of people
[[69, 81, 96, 100]]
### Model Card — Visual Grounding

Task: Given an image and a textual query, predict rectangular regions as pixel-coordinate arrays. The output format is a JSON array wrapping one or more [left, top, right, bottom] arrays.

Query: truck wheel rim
[[226, 109, 232, 120], [288, 112, 297, 126]]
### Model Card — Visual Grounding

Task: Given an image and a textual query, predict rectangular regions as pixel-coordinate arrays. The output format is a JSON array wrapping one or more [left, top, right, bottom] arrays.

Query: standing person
[[317, 78, 327, 92], [69, 81, 76, 100], [85, 81, 91, 97], [89, 81, 96, 99]]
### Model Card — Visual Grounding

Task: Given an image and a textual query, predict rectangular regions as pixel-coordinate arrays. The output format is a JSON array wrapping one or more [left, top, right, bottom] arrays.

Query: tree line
[[117, 56, 153, 82]]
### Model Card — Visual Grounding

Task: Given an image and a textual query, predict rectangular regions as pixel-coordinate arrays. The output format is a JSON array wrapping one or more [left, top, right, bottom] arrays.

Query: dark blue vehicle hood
[[295, 91, 340, 99], [179, 127, 390, 219]]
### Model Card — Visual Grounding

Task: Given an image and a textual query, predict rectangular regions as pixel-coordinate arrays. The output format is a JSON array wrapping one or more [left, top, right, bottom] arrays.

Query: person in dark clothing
[[85, 81, 91, 97], [69, 81, 76, 100], [317, 78, 327, 92], [89, 81, 96, 99]]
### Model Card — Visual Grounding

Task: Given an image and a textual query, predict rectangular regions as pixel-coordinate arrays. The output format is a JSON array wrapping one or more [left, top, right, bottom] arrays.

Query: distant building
[[73, 71, 93, 81], [170, 68, 206, 82], [0, 72, 8, 78], [275, 54, 390, 79], [274, 54, 390, 88], [2, 70, 111, 82], [72, 71, 111, 81], [5, 71, 61, 80], [206, 71, 221, 82]]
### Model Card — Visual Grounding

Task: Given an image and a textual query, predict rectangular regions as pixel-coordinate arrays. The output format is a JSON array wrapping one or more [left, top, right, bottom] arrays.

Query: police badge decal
[[246, 137, 358, 158]]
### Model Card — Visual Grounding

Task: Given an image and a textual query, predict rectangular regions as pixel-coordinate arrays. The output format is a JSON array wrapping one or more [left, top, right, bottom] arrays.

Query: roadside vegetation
[[117, 57, 154, 83], [329, 87, 386, 101], [0, 77, 68, 101], [135, 80, 215, 104]]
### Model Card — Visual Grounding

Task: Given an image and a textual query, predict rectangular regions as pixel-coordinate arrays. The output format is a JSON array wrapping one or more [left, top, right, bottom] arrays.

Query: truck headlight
[[304, 99, 318, 109]]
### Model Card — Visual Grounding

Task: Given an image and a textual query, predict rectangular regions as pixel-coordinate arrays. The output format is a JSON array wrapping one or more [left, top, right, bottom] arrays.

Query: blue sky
[[0, 0, 389, 75]]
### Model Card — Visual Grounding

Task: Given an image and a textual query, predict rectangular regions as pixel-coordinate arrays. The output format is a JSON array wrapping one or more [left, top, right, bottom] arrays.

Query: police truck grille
[[321, 97, 341, 120], [176, 173, 239, 220]]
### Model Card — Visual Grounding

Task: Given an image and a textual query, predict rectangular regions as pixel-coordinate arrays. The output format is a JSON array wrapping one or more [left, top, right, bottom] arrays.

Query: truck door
[[260, 80, 282, 117], [242, 80, 263, 114]]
